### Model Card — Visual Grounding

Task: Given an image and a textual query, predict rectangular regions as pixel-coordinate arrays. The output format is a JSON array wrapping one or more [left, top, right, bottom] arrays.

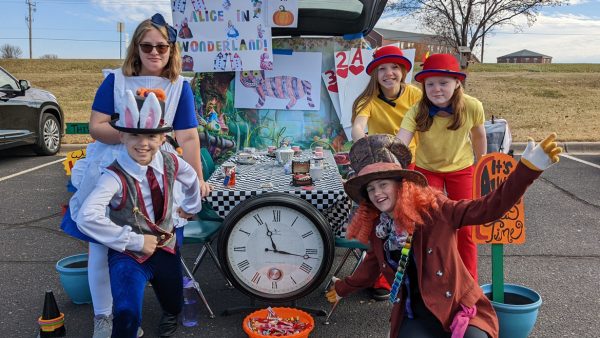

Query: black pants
[[398, 295, 488, 338]]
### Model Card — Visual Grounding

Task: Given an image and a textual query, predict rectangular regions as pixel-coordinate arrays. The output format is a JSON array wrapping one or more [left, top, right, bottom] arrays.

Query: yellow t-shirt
[[400, 94, 485, 172], [357, 84, 422, 161]]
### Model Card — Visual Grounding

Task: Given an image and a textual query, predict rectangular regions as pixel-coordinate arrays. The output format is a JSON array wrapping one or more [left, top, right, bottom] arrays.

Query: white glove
[[521, 133, 562, 171], [325, 276, 342, 303]]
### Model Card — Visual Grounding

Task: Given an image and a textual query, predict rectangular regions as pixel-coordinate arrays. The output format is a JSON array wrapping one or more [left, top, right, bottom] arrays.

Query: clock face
[[218, 193, 334, 302]]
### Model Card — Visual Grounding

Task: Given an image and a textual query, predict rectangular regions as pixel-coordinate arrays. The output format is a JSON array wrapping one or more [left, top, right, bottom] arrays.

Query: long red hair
[[346, 180, 442, 244]]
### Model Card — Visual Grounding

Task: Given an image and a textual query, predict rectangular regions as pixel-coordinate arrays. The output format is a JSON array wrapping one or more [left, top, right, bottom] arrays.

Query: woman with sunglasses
[[63, 13, 209, 338]]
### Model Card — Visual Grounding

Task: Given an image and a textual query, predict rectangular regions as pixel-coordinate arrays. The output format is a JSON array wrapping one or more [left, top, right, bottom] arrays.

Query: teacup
[[238, 152, 253, 163], [243, 147, 256, 153], [267, 145, 277, 154]]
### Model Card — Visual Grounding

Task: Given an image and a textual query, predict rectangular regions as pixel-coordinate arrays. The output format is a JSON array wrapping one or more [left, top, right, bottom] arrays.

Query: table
[[205, 150, 351, 238]]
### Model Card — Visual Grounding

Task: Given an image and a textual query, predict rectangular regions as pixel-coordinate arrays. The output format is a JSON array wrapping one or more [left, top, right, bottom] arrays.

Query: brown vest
[[107, 151, 178, 263]]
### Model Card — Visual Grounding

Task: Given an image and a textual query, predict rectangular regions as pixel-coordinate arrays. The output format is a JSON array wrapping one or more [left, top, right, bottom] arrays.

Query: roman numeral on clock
[[234, 246, 246, 252], [290, 216, 298, 227], [290, 276, 297, 285], [272, 209, 281, 222], [251, 272, 261, 284], [299, 263, 312, 274], [239, 229, 251, 236], [253, 214, 264, 224], [272, 281, 278, 289], [237, 260, 250, 272], [301, 231, 313, 238]]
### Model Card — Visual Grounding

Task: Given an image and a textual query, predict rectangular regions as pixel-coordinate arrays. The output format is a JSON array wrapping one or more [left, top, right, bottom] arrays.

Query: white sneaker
[[92, 314, 112, 338]]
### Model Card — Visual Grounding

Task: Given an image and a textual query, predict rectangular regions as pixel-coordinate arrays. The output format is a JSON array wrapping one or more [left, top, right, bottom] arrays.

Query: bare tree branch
[[386, 0, 567, 58], [1, 44, 23, 59]]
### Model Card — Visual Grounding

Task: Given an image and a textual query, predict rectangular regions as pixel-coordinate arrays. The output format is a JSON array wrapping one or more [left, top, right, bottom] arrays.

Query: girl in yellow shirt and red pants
[[396, 54, 487, 281]]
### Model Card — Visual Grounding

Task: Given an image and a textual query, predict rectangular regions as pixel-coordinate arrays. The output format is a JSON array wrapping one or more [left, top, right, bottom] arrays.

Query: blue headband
[[150, 13, 177, 43]]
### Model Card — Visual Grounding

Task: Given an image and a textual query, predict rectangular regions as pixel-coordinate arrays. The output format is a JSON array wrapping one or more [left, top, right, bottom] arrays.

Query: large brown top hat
[[344, 135, 427, 203]]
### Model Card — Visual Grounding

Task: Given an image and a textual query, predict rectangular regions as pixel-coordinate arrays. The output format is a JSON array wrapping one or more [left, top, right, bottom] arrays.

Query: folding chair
[[323, 238, 369, 324]]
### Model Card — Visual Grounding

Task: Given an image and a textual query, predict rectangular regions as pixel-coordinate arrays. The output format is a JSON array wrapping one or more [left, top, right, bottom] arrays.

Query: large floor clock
[[218, 192, 335, 303]]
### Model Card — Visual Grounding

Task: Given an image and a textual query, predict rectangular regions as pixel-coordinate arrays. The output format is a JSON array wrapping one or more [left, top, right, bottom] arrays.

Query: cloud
[[91, 0, 172, 24], [376, 6, 600, 63]]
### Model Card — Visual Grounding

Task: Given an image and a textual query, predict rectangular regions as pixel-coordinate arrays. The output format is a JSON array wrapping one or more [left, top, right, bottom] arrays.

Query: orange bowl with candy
[[243, 307, 314, 338]]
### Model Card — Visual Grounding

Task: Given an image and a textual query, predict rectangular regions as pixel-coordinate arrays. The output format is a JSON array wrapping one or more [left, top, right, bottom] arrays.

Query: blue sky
[[1, 0, 599, 63]]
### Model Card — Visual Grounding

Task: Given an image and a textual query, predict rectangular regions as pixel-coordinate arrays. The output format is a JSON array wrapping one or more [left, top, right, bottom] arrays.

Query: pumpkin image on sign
[[273, 5, 294, 26]]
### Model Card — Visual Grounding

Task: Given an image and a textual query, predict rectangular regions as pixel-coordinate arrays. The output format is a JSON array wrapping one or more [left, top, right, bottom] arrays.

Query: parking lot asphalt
[[0, 145, 599, 337]]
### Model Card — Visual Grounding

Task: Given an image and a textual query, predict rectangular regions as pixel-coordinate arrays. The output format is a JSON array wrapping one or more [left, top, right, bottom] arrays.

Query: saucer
[[236, 158, 256, 165]]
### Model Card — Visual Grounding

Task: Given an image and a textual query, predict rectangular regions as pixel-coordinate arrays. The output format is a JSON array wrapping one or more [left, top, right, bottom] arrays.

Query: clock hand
[[264, 223, 278, 251], [264, 248, 318, 259]]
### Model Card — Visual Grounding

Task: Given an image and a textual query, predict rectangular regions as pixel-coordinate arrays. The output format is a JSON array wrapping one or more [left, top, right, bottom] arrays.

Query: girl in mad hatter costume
[[326, 133, 561, 337]]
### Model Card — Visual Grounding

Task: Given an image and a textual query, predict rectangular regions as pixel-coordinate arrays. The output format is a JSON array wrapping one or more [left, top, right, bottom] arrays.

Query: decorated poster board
[[321, 69, 341, 120], [472, 153, 525, 244], [172, 0, 273, 72], [234, 52, 322, 111], [267, 0, 298, 28], [190, 37, 363, 162]]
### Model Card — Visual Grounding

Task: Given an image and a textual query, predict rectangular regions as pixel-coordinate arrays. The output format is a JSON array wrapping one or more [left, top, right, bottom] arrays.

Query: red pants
[[415, 166, 478, 282]]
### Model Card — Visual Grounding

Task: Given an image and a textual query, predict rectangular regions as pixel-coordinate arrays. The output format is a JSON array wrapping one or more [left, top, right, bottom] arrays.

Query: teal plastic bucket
[[481, 283, 542, 338], [56, 253, 92, 304]]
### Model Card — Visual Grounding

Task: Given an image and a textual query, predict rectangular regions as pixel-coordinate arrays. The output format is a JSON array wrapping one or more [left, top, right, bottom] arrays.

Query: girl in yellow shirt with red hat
[[396, 53, 487, 282]]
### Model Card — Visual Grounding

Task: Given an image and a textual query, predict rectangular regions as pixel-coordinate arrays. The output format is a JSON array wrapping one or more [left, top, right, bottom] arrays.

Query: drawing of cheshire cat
[[239, 70, 315, 109]]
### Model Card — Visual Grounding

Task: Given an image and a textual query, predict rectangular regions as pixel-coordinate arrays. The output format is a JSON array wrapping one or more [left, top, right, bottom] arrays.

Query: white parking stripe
[[0, 157, 66, 182], [561, 154, 600, 170]]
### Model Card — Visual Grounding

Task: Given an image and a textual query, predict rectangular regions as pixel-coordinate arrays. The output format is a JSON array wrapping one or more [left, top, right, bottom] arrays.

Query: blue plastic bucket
[[55, 253, 92, 304], [481, 283, 542, 338]]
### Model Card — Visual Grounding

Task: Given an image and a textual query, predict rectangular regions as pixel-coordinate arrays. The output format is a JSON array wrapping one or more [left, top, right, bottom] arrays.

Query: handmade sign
[[63, 148, 87, 176], [267, 0, 298, 28], [234, 52, 322, 110], [172, 0, 273, 72], [472, 152, 525, 244]]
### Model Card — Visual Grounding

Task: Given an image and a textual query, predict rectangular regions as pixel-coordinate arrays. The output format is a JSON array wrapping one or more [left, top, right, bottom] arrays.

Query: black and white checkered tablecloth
[[206, 150, 351, 238]]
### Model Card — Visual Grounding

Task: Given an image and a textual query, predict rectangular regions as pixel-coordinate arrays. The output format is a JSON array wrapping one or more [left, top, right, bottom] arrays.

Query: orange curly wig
[[346, 180, 442, 244]]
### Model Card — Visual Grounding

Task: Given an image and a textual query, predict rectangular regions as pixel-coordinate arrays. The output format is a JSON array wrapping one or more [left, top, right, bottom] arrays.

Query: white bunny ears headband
[[110, 90, 172, 134]]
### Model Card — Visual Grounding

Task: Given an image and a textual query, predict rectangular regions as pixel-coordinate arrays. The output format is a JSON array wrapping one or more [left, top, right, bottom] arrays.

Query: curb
[[58, 142, 600, 156], [511, 142, 600, 155]]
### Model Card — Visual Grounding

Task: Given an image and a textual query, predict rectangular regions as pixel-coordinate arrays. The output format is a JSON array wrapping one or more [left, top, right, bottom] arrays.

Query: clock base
[[221, 298, 327, 317]]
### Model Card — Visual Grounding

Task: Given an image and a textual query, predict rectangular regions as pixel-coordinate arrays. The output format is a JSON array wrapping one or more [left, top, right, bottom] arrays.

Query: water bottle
[[181, 277, 200, 327]]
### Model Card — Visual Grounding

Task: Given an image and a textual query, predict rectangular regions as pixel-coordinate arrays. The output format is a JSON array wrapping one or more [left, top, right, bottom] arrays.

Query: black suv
[[0, 66, 63, 155]]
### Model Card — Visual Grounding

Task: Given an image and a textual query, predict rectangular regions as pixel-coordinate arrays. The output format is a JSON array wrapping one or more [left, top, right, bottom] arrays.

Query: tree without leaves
[[0, 44, 23, 59], [386, 0, 567, 60]]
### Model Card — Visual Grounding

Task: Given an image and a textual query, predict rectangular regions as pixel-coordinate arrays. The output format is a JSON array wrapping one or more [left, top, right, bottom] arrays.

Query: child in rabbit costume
[[77, 90, 202, 338]]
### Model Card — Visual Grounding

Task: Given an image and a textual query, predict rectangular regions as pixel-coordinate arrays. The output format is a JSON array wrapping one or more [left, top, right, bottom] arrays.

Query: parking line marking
[[561, 154, 600, 170], [0, 157, 66, 182]]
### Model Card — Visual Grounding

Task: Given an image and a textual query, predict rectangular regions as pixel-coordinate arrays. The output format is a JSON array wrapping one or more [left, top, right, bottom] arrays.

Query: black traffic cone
[[37, 290, 66, 337]]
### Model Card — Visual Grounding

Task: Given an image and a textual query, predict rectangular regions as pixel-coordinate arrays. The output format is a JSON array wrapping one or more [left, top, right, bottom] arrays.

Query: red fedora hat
[[366, 45, 413, 75], [414, 53, 466, 83]]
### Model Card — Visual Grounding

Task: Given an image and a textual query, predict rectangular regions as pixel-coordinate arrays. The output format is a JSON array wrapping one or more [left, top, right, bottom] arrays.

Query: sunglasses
[[139, 43, 170, 54]]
